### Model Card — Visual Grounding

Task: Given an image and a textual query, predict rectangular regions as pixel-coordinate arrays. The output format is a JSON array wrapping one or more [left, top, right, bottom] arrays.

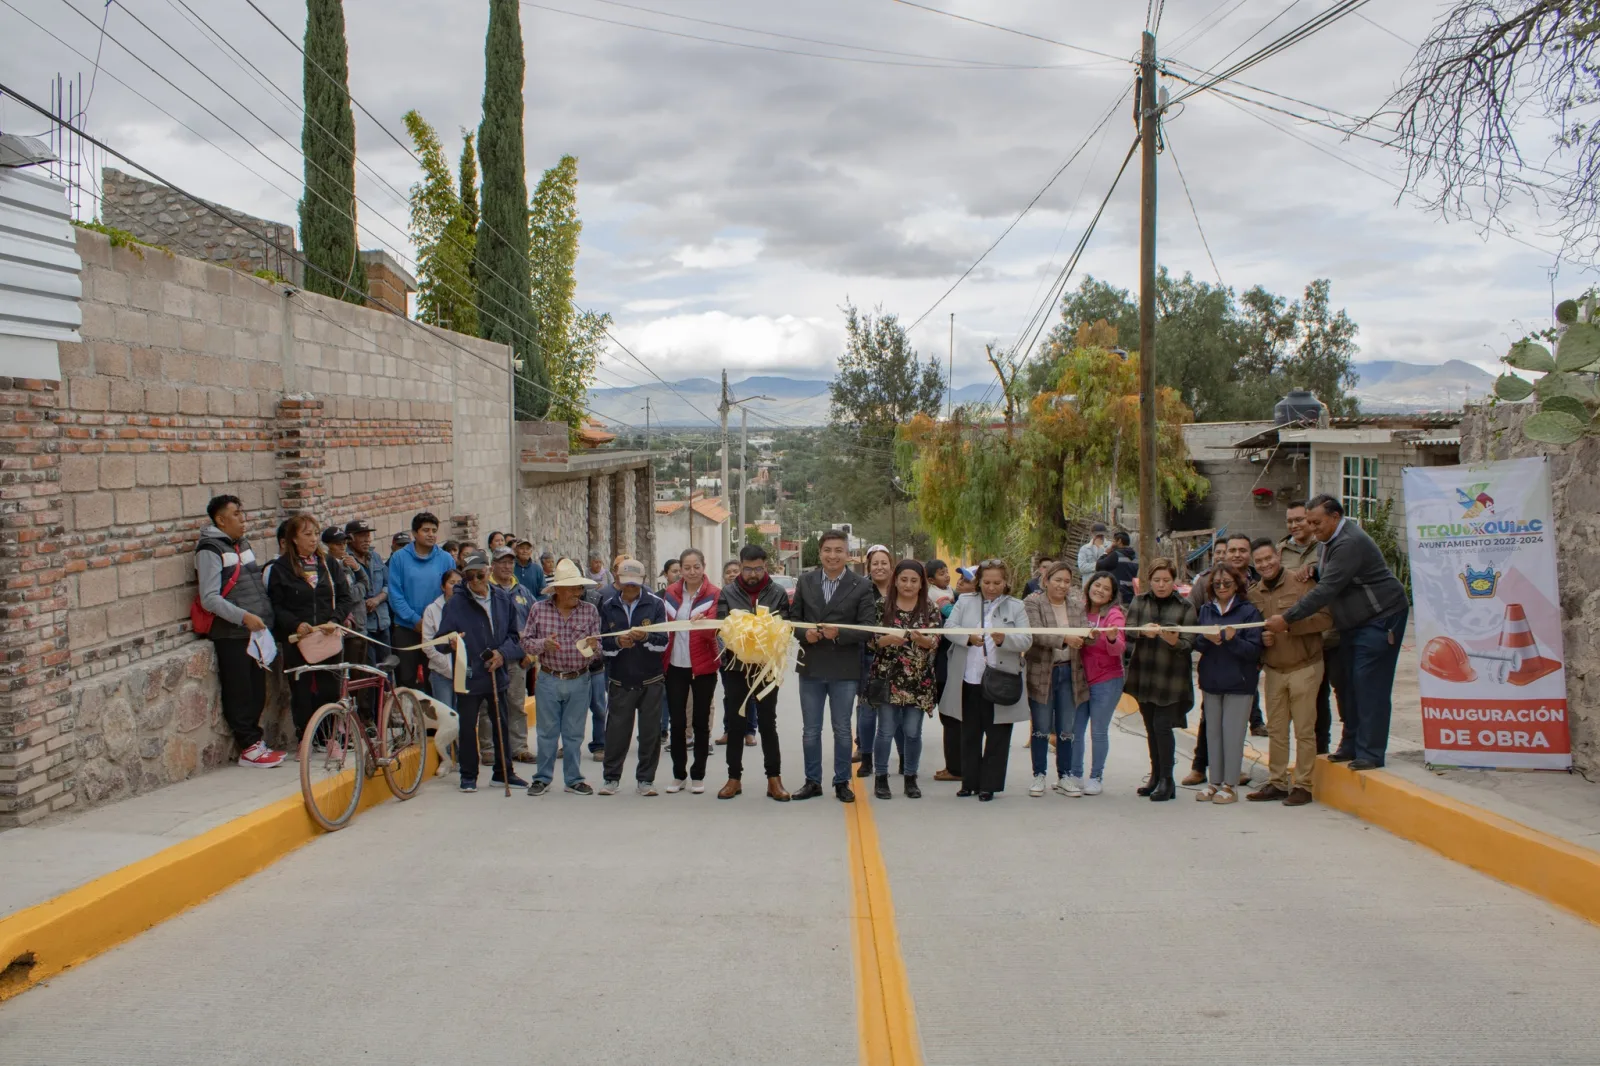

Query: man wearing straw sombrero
[[522, 558, 603, 796]]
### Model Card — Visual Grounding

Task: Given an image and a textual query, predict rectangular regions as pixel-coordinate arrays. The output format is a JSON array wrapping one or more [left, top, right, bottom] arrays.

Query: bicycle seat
[[379, 654, 400, 670]]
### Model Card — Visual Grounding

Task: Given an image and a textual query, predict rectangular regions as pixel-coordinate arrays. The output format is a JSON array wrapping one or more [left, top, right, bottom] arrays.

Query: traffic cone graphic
[[1498, 603, 1561, 686]]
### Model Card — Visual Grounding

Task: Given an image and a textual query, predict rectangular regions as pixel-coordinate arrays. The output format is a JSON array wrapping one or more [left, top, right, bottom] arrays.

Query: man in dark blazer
[[790, 529, 878, 802]]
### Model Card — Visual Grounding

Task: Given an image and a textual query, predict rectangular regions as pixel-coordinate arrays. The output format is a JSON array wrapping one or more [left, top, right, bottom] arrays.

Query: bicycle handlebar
[[285, 662, 389, 680]]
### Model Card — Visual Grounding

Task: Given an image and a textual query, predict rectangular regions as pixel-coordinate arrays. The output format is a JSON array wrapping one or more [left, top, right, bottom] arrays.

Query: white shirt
[[962, 597, 1002, 684], [668, 580, 707, 669]]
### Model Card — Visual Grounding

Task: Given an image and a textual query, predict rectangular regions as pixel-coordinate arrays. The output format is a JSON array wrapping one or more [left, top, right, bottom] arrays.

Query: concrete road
[[3, 688, 1599, 1066]]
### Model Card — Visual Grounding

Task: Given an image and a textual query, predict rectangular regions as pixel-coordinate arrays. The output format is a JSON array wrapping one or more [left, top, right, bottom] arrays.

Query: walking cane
[[482, 649, 511, 797]]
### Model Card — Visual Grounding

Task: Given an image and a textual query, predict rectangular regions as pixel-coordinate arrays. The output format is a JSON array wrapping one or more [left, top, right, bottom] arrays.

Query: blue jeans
[[1070, 678, 1125, 781], [1029, 663, 1076, 777], [872, 704, 924, 776], [428, 672, 455, 709], [799, 677, 857, 785], [588, 668, 608, 751], [856, 698, 879, 774], [1338, 607, 1408, 766], [535, 672, 591, 787]]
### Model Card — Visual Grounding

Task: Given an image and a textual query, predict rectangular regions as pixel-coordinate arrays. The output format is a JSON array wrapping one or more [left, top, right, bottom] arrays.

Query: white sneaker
[[1084, 777, 1103, 796], [1052, 775, 1073, 796], [690, 780, 706, 794], [636, 781, 658, 797], [665, 779, 687, 793], [1064, 776, 1085, 797], [596, 780, 620, 796], [1029, 774, 1047, 797]]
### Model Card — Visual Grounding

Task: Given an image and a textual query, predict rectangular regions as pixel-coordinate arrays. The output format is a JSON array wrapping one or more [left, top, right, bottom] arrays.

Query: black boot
[[1150, 726, 1176, 802], [874, 774, 892, 800], [903, 774, 921, 799]]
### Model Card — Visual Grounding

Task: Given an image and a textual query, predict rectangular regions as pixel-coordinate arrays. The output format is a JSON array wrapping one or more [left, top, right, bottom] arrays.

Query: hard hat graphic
[[1420, 636, 1476, 683]]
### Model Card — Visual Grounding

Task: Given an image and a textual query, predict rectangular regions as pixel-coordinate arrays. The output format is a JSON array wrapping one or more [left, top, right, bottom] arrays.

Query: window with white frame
[[1342, 455, 1379, 522]]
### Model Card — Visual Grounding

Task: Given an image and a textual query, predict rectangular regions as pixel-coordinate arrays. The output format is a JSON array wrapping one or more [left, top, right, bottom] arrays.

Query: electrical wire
[[886, 0, 1132, 64], [521, 0, 1077, 70], [1168, 0, 1375, 108], [575, 0, 1063, 69], [1164, 0, 1254, 56], [1165, 128, 1224, 286], [904, 77, 1135, 331]]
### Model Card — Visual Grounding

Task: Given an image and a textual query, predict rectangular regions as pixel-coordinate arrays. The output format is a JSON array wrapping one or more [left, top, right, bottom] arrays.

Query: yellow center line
[[845, 786, 923, 1066]]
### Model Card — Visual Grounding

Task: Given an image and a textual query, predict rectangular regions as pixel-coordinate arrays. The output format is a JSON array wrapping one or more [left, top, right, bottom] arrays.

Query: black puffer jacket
[[267, 554, 355, 651]]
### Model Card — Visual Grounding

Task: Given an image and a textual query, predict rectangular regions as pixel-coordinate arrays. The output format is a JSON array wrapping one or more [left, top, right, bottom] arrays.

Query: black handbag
[[980, 664, 1022, 706], [865, 677, 891, 705]]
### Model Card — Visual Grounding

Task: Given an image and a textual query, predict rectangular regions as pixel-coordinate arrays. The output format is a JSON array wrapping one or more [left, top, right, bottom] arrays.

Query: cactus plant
[[1496, 294, 1600, 444]]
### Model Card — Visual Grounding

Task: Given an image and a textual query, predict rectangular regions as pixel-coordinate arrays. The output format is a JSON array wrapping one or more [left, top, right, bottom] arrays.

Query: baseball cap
[[461, 551, 490, 572], [1091, 522, 1108, 534], [391, 531, 412, 547], [956, 566, 977, 582], [344, 518, 373, 535], [514, 538, 533, 549], [617, 559, 647, 586], [491, 546, 515, 561], [320, 526, 348, 545]]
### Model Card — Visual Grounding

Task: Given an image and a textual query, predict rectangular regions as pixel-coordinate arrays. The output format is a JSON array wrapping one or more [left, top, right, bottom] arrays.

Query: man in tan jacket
[[1246, 538, 1332, 805]]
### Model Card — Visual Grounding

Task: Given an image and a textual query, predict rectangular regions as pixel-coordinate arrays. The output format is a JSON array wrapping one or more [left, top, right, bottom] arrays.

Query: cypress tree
[[299, 0, 364, 302], [475, 0, 545, 417], [458, 132, 479, 236]]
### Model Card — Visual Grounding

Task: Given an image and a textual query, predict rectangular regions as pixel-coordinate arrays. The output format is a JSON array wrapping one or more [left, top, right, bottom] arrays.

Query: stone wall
[[101, 168, 301, 285], [523, 479, 590, 561], [1460, 404, 1598, 773], [0, 227, 515, 825]]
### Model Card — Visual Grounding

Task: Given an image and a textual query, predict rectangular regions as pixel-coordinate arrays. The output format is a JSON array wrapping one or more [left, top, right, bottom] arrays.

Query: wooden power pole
[[1136, 30, 1160, 576]]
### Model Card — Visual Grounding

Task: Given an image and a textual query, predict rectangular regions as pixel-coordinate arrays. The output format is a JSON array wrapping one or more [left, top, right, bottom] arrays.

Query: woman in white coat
[[938, 559, 1033, 800]]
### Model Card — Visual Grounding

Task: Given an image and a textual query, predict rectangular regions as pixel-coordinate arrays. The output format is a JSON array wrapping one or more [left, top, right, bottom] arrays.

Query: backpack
[[191, 560, 241, 637]]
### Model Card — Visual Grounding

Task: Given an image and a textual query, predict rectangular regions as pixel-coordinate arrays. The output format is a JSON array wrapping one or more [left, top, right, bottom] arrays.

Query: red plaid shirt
[[521, 598, 601, 675]]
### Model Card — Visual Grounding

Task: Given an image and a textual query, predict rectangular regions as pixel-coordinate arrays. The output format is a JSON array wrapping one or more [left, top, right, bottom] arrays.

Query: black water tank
[[1274, 389, 1324, 426]]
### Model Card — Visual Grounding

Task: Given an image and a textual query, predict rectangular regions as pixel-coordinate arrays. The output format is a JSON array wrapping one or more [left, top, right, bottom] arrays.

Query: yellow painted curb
[[0, 745, 435, 1001], [845, 788, 922, 1066], [1314, 756, 1600, 927]]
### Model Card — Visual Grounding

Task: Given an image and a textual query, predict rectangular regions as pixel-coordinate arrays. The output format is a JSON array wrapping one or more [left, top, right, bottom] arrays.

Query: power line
[[575, 0, 1063, 68], [0, 82, 638, 431], [1355, 11, 1414, 47], [904, 77, 1135, 331], [886, 0, 1132, 64], [1165, 128, 1224, 286], [1168, 0, 1376, 108], [521, 0, 1077, 70]]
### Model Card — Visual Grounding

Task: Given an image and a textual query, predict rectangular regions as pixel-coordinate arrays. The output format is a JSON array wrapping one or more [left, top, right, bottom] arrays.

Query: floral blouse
[[868, 604, 942, 711]]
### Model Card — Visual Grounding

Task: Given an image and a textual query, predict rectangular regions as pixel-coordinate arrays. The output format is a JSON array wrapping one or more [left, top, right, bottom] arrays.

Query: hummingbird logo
[[1456, 483, 1495, 518]]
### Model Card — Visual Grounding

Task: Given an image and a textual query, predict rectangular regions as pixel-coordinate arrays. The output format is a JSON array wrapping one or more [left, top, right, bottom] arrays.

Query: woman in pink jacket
[[1069, 571, 1126, 795], [660, 549, 721, 786]]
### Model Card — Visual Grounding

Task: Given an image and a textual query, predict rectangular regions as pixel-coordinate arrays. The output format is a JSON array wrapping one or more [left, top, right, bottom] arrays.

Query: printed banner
[[1403, 456, 1571, 770]]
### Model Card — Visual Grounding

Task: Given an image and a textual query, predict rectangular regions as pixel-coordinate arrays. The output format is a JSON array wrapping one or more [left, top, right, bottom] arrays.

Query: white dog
[[407, 688, 459, 777]]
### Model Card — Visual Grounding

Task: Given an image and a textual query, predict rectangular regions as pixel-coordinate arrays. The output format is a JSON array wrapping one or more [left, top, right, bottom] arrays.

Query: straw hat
[[546, 557, 597, 588]]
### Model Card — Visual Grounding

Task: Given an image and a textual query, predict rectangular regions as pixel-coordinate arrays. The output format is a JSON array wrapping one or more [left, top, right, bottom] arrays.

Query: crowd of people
[[192, 491, 1408, 806]]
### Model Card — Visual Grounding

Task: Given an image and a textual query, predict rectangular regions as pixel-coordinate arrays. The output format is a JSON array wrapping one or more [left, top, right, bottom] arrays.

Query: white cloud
[[608, 311, 838, 377], [671, 236, 764, 270]]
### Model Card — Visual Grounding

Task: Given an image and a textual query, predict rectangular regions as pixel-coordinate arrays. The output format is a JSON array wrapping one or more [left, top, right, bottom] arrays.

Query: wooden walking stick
[[482, 649, 511, 797]]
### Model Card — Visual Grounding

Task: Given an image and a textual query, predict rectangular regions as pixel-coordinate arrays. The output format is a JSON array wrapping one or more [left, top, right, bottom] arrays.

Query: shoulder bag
[[976, 599, 1022, 704], [295, 560, 343, 664]]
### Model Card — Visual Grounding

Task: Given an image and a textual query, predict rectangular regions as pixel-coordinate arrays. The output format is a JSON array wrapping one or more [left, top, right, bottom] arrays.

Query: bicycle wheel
[[299, 702, 365, 831], [381, 688, 427, 800]]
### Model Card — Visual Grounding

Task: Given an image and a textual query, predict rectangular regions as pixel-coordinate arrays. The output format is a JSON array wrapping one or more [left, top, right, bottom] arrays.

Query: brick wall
[[0, 227, 515, 824]]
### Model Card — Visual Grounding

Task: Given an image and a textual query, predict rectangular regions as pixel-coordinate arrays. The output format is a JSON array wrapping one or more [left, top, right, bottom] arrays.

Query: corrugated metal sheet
[[0, 168, 81, 343]]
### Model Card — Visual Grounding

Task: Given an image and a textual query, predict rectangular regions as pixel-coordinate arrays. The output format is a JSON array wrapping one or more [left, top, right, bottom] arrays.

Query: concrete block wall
[[0, 227, 516, 824], [522, 479, 590, 562]]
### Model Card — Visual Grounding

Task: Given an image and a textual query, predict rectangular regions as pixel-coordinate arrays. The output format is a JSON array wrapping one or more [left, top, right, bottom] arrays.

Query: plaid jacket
[[1021, 592, 1089, 708], [1122, 591, 1197, 710]]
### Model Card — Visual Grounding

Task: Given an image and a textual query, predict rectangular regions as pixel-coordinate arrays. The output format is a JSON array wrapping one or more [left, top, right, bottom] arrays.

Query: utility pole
[[643, 397, 651, 451], [947, 312, 954, 418], [1136, 29, 1160, 577], [728, 390, 774, 552], [719, 370, 731, 557]]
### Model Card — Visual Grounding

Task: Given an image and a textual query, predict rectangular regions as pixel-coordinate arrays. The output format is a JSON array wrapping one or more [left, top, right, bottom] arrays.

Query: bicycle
[[288, 655, 428, 832]]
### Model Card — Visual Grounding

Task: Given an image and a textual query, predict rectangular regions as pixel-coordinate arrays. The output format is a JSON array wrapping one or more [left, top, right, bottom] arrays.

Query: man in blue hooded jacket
[[437, 552, 527, 792], [388, 512, 456, 689]]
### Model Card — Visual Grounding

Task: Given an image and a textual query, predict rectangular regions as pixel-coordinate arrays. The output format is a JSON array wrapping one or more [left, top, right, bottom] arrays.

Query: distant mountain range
[[590, 360, 1496, 427]]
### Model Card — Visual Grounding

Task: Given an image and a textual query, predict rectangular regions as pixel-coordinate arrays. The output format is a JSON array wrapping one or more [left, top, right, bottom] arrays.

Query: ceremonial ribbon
[[292, 622, 470, 693]]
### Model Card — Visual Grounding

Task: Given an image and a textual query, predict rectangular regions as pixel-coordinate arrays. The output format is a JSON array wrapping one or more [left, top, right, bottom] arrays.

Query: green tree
[[458, 131, 479, 237], [744, 525, 769, 548], [529, 155, 581, 425], [828, 302, 946, 548], [402, 111, 476, 334], [547, 308, 610, 439], [299, 0, 362, 303], [802, 533, 820, 568], [475, 0, 540, 416]]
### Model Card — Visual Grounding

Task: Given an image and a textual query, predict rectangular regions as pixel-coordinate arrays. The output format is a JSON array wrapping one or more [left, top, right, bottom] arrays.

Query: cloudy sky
[[7, 0, 1590, 405]]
